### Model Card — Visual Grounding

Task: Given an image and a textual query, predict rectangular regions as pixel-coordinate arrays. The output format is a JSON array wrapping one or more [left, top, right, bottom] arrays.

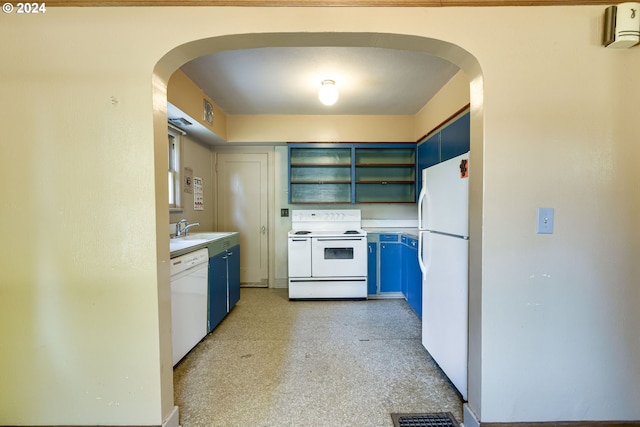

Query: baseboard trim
[[271, 278, 288, 288], [463, 403, 480, 427], [2, 409, 180, 427], [461, 406, 640, 427], [163, 406, 179, 427], [479, 421, 640, 427]]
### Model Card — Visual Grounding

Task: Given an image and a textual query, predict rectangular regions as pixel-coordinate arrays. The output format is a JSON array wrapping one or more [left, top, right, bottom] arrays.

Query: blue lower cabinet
[[208, 243, 241, 333], [400, 236, 409, 297], [380, 234, 402, 293], [404, 237, 422, 318], [228, 245, 240, 309], [368, 232, 422, 317], [367, 242, 377, 295], [208, 252, 228, 332]]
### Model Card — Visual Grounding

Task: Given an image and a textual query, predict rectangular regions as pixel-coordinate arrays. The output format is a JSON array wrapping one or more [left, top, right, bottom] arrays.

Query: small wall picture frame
[[193, 176, 204, 211], [203, 99, 214, 125], [184, 167, 193, 194]]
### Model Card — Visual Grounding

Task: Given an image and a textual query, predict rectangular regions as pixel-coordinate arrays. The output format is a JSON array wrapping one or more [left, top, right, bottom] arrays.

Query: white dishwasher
[[170, 248, 209, 366]]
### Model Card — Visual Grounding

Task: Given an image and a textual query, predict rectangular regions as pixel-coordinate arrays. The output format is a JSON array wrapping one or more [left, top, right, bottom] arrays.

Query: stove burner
[[295, 231, 311, 235], [344, 230, 360, 235]]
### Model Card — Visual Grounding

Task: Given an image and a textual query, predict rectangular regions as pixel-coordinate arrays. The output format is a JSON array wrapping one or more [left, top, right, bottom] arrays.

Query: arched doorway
[[153, 31, 483, 425]]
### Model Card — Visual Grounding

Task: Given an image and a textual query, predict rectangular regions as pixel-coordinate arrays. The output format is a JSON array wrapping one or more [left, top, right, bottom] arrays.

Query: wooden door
[[216, 153, 268, 286]]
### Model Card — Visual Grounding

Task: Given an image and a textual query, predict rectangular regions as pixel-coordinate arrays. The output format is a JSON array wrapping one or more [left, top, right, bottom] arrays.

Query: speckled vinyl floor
[[173, 288, 463, 427]]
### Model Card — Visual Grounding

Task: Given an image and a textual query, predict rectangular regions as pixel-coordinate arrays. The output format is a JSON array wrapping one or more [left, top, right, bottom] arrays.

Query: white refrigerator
[[418, 152, 470, 400]]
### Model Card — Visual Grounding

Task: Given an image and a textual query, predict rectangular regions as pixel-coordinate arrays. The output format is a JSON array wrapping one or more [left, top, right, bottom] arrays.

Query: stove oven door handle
[[316, 238, 364, 242]]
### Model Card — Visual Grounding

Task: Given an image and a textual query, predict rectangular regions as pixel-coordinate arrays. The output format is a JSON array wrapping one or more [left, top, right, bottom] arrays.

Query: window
[[168, 127, 182, 209]]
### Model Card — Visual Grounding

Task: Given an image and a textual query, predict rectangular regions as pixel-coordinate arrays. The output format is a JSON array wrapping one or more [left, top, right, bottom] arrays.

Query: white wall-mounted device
[[603, 2, 640, 48]]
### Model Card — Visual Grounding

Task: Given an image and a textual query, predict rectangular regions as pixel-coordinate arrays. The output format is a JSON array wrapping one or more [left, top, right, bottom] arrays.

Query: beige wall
[[168, 134, 216, 232], [168, 70, 227, 141], [1, 5, 638, 426], [167, 70, 218, 233], [414, 70, 470, 141], [228, 114, 415, 142]]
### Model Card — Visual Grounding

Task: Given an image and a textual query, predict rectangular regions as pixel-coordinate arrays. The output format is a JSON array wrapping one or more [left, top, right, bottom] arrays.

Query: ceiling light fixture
[[318, 79, 339, 106]]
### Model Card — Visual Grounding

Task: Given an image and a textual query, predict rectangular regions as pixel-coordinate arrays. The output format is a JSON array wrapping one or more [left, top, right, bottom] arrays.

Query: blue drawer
[[379, 234, 399, 242]]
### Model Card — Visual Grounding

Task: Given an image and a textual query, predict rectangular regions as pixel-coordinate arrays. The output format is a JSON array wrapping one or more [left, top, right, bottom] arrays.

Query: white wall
[[1, 5, 638, 426]]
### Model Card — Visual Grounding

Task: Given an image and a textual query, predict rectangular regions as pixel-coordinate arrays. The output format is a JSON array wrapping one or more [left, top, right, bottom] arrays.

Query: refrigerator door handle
[[418, 230, 427, 274], [418, 187, 426, 230]]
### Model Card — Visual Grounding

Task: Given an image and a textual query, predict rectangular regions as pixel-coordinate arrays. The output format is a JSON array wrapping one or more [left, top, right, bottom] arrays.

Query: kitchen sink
[[174, 232, 232, 240]]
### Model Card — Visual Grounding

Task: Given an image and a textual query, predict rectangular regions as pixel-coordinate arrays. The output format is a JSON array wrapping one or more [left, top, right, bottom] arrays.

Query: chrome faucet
[[175, 219, 200, 237], [183, 222, 200, 236], [175, 219, 188, 237]]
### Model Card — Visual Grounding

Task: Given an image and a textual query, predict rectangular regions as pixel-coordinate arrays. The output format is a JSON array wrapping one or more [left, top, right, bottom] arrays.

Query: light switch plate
[[537, 208, 554, 234], [281, 208, 289, 217]]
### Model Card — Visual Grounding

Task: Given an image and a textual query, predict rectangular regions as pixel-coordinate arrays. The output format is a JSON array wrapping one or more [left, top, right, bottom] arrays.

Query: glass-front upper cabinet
[[288, 144, 416, 204], [289, 146, 352, 204], [354, 147, 415, 203]]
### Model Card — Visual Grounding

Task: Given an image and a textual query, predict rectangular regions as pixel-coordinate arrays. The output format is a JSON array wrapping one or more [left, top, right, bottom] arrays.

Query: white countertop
[[170, 232, 236, 258], [363, 228, 419, 238]]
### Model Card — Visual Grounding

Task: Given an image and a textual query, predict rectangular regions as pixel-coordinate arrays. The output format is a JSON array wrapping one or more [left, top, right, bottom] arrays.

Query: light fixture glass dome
[[318, 80, 339, 106]]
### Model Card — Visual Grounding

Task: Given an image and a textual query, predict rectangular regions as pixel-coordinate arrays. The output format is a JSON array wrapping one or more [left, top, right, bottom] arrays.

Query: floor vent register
[[391, 412, 459, 427]]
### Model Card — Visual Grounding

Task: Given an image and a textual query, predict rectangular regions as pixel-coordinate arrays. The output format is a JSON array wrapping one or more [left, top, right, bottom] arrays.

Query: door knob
[[261, 225, 266, 235]]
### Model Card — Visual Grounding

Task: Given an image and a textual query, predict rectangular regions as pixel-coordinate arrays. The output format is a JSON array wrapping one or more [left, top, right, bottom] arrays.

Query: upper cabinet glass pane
[[290, 148, 351, 166], [355, 148, 415, 165]]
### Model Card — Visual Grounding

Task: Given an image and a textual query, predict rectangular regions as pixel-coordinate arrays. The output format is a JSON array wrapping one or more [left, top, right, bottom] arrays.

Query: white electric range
[[288, 209, 368, 300]]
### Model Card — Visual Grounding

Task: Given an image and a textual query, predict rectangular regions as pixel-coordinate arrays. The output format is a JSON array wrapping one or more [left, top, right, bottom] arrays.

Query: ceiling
[[180, 46, 460, 116], [170, 46, 460, 144]]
